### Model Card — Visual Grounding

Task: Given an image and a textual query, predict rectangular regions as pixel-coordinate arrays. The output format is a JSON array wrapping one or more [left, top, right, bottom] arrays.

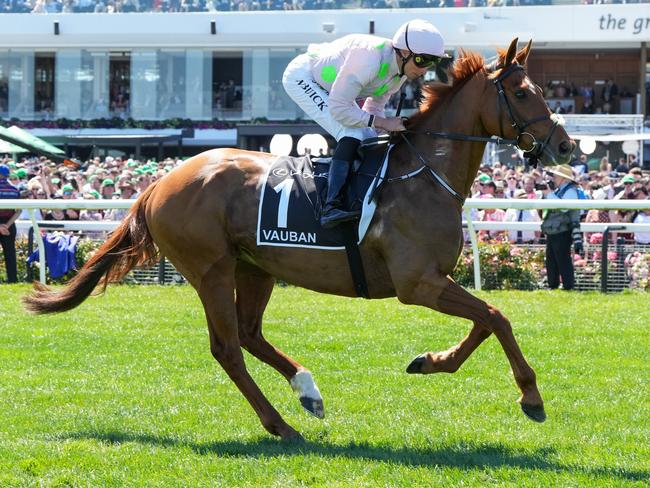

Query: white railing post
[[28, 209, 46, 284], [464, 208, 482, 291]]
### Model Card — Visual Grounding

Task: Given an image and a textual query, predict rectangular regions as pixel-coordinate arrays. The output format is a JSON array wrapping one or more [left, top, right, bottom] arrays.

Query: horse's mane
[[408, 50, 487, 127]]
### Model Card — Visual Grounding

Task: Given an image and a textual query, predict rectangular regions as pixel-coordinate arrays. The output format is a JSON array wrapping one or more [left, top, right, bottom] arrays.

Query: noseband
[[493, 63, 561, 164]]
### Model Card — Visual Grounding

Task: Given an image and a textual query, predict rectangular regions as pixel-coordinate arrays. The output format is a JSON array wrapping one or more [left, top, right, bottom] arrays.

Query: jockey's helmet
[[392, 20, 449, 59]]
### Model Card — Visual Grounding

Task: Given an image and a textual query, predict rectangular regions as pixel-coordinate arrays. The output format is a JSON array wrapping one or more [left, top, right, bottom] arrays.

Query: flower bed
[[625, 251, 650, 291], [452, 240, 546, 290]]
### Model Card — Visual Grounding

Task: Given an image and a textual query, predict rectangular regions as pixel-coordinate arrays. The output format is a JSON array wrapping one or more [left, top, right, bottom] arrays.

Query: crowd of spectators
[[1, 154, 176, 236], [466, 153, 650, 247], [4, 0, 645, 13]]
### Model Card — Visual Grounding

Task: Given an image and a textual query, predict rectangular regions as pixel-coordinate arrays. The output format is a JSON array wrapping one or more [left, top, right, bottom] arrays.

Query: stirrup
[[320, 208, 361, 229]]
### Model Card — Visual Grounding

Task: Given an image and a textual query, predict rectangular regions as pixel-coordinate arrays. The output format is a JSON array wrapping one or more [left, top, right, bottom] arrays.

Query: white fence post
[[463, 208, 482, 291], [28, 209, 46, 284]]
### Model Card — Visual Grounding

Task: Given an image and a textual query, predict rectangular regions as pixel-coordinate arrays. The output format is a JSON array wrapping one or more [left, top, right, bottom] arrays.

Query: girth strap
[[340, 222, 370, 299]]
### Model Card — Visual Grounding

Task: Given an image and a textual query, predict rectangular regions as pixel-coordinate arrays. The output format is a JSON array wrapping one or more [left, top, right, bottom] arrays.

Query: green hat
[[90, 190, 101, 199], [621, 175, 635, 184], [8, 162, 16, 169], [9, 172, 18, 178], [101, 178, 114, 186], [127, 160, 138, 167], [16, 168, 27, 178], [478, 174, 492, 183], [51, 177, 61, 184], [62, 184, 74, 191]]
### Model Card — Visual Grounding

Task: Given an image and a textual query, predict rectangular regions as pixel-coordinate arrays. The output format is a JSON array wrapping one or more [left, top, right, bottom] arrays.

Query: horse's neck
[[408, 75, 489, 198]]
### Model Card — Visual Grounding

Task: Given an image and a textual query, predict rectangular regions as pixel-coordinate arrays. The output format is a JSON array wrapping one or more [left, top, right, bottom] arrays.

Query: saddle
[[257, 136, 391, 250]]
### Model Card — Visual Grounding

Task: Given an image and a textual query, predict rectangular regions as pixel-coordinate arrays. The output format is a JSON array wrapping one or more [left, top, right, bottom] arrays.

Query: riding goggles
[[412, 53, 440, 69]]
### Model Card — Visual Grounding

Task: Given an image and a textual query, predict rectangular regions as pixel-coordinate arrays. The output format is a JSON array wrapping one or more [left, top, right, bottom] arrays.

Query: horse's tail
[[23, 182, 160, 314]]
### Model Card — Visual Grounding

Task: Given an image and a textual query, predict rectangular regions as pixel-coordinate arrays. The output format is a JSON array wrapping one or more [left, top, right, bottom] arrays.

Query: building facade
[[0, 5, 648, 155]]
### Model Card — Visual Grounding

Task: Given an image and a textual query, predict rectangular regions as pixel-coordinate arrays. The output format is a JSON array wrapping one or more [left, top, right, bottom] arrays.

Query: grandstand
[[0, 3, 648, 160]]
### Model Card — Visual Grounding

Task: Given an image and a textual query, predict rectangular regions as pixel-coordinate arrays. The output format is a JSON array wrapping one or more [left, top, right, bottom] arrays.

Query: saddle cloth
[[256, 144, 391, 250]]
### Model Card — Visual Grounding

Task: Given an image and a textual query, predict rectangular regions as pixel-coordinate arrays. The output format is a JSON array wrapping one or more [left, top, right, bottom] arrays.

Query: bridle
[[492, 63, 561, 165], [387, 62, 562, 203]]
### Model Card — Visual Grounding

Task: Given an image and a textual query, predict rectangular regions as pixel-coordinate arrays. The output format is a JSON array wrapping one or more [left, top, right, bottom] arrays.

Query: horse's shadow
[[62, 430, 647, 482]]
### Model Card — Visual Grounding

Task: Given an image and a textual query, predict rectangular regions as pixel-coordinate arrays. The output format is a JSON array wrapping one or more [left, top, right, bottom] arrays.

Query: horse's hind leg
[[402, 275, 545, 422], [406, 323, 491, 374], [235, 261, 324, 419], [199, 257, 301, 440]]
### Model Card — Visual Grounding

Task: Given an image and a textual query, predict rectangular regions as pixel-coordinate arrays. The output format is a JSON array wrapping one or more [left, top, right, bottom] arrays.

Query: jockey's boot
[[320, 158, 360, 229]]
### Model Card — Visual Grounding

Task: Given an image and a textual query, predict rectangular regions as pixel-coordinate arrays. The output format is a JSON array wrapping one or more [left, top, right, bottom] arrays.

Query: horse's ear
[[503, 37, 519, 67], [516, 39, 533, 66]]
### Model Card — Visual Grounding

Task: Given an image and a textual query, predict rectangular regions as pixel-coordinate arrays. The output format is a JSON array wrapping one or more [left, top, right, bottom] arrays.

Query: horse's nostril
[[559, 141, 571, 155]]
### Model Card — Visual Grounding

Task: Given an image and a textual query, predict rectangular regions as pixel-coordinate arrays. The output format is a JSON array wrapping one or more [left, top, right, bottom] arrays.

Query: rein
[[390, 62, 560, 203]]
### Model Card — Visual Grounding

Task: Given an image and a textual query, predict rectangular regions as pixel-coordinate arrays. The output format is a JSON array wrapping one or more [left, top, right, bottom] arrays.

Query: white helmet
[[392, 19, 448, 58]]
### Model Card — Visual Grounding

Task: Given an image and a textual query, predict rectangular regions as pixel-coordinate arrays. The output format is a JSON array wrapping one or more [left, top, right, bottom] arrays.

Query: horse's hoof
[[406, 354, 427, 374], [300, 396, 325, 419], [274, 422, 304, 441], [520, 403, 546, 423], [281, 429, 305, 442]]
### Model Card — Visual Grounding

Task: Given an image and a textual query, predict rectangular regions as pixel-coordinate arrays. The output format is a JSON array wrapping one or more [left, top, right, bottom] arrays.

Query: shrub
[[625, 251, 650, 291], [452, 240, 545, 290]]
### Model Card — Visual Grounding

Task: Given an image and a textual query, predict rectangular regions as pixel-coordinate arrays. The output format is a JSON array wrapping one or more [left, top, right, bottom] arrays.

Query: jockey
[[283, 19, 449, 229]]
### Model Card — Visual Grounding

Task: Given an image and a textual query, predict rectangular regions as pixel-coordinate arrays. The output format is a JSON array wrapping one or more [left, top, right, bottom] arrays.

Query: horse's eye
[[514, 89, 526, 99]]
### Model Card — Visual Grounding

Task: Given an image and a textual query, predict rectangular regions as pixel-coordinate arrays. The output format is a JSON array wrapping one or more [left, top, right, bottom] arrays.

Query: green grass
[[1, 285, 648, 487]]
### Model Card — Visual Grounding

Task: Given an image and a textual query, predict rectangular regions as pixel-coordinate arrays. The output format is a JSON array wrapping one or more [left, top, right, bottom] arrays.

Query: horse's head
[[483, 38, 575, 167]]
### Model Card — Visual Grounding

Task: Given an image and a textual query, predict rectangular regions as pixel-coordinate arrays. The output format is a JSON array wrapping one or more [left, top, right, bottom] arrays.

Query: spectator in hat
[[471, 174, 491, 197], [613, 176, 637, 227], [101, 178, 115, 199], [81, 175, 102, 194], [0, 163, 21, 283], [61, 183, 80, 220], [541, 164, 582, 290], [482, 180, 496, 197]]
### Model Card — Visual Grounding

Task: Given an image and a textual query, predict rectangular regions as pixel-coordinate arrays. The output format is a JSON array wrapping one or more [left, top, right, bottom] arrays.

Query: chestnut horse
[[24, 39, 573, 440]]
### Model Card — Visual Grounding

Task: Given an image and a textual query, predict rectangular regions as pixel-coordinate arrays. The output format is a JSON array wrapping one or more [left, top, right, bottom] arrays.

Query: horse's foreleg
[[199, 258, 301, 440], [402, 275, 545, 422], [235, 262, 324, 419]]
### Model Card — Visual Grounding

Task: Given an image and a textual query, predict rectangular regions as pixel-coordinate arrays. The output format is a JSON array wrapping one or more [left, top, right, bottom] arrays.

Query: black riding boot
[[320, 158, 360, 229]]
